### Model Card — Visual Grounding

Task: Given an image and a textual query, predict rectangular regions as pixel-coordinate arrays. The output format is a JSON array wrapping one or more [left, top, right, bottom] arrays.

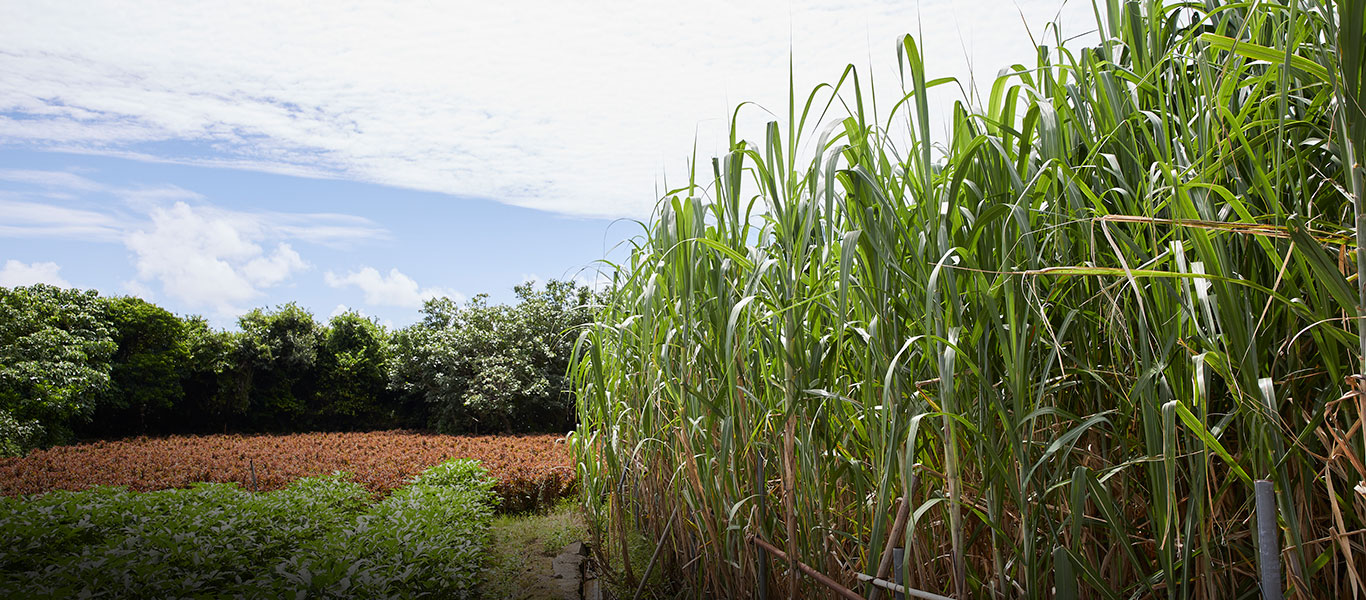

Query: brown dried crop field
[[0, 430, 574, 511]]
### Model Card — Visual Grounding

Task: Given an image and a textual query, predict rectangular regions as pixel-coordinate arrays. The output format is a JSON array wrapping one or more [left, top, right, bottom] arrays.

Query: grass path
[[483, 500, 589, 599]]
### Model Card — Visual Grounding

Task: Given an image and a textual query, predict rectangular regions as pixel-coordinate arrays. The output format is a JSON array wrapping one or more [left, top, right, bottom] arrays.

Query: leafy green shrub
[[0, 476, 367, 597], [282, 481, 495, 598], [256, 460, 498, 599], [0, 411, 41, 457], [0, 463, 498, 598], [410, 457, 498, 492]]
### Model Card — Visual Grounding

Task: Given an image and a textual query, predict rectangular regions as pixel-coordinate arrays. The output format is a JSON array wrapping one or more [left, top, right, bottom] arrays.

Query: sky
[[0, 0, 1097, 328]]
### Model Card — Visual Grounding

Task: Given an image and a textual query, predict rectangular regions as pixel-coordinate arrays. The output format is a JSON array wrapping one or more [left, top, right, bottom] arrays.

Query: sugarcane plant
[[571, 0, 1366, 597]]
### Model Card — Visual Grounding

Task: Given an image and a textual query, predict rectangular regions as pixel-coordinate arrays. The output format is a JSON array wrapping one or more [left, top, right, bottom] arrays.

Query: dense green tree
[[87, 296, 191, 434], [315, 311, 390, 428], [447, 294, 541, 432], [510, 279, 595, 431], [174, 316, 244, 432], [0, 281, 593, 445], [0, 285, 116, 452], [236, 303, 324, 430], [389, 280, 593, 433]]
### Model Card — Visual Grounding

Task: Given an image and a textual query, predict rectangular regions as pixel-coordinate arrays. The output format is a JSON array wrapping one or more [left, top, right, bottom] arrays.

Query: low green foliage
[[410, 457, 499, 494], [0, 460, 498, 598], [533, 500, 588, 556]]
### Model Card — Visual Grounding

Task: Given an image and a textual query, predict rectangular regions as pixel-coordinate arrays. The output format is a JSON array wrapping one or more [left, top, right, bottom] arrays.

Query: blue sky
[[0, 0, 1094, 328], [0, 150, 628, 327]]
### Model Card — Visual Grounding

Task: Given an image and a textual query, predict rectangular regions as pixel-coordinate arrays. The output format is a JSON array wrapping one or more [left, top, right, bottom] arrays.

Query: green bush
[[0, 461, 497, 598], [410, 457, 490, 487], [288, 475, 496, 598]]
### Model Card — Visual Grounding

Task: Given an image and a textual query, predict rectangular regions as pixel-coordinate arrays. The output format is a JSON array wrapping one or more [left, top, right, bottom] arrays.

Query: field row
[[0, 430, 574, 511]]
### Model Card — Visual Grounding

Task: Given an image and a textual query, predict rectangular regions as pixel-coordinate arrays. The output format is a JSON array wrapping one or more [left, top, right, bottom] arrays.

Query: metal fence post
[[891, 547, 906, 600], [1255, 479, 1283, 600]]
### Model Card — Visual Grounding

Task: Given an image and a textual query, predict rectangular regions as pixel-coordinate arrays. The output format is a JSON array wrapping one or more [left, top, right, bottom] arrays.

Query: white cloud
[[268, 213, 389, 246], [242, 243, 306, 287], [0, 168, 390, 319], [125, 202, 312, 317], [325, 266, 461, 308], [0, 259, 70, 287], [112, 184, 204, 210], [0, 1, 1096, 219], [120, 278, 156, 299]]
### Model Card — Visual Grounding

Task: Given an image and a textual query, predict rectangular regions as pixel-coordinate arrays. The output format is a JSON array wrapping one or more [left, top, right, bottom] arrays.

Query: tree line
[[0, 280, 595, 455]]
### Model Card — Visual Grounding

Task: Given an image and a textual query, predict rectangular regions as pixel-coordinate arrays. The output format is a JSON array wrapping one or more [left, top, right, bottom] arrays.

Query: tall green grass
[[572, 0, 1366, 597]]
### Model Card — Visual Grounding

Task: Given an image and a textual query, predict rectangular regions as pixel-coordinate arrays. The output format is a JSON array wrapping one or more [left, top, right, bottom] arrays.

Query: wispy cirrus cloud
[[0, 1, 1095, 220], [0, 195, 124, 240], [0, 168, 105, 191]]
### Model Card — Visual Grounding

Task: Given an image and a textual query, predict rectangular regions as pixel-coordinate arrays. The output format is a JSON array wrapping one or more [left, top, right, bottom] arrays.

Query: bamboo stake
[[869, 496, 912, 600], [633, 507, 678, 600], [853, 572, 955, 600], [782, 417, 798, 598], [747, 534, 863, 600], [756, 449, 769, 600]]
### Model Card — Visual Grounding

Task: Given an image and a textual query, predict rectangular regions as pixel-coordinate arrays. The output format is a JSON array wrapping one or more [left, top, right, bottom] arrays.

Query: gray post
[[1255, 479, 1282, 600], [891, 547, 906, 600]]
